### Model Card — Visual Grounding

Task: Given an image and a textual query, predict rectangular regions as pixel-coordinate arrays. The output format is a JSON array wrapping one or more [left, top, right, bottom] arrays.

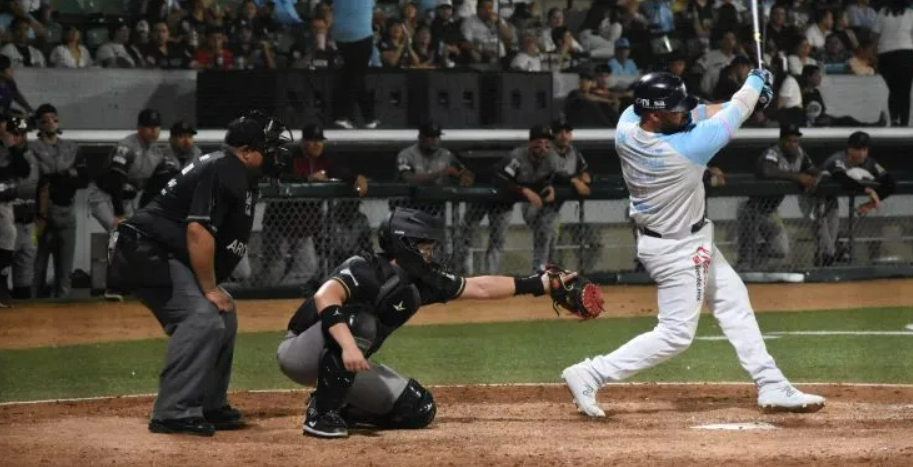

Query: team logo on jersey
[[338, 268, 359, 286], [692, 246, 712, 301]]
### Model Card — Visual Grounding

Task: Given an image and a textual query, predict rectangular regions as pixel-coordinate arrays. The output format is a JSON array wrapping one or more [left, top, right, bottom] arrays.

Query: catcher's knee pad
[[383, 378, 436, 429]]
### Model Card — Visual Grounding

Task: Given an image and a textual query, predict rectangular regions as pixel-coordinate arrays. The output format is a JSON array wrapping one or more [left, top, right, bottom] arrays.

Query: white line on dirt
[[4, 382, 913, 407], [696, 330, 913, 341]]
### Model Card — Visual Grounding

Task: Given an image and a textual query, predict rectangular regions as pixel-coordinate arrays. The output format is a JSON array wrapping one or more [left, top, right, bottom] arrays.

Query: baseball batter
[[562, 70, 826, 416]]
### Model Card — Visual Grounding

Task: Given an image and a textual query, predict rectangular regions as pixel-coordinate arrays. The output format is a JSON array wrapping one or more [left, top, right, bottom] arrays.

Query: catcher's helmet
[[633, 72, 698, 115], [224, 110, 293, 177], [378, 207, 446, 277]]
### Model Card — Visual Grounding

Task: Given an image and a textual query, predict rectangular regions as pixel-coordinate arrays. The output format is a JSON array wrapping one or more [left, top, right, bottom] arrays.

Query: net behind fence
[[229, 189, 913, 291]]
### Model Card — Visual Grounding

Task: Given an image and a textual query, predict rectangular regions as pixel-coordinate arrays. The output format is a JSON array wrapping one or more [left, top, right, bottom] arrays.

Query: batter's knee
[[656, 321, 698, 353]]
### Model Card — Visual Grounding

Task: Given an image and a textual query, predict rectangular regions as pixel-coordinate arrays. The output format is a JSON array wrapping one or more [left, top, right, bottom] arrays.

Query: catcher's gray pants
[[133, 259, 237, 420], [814, 197, 840, 259], [13, 222, 35, 289], [34, 204, 77, 298], [736, 201, 789, 267], [259, 232, 318, 287], [0, 203, 15, 251], [454, 203, 513, 275], [277, 325, 408, 415], [521, 203, 560, 273], [87, 184, 135, 233]]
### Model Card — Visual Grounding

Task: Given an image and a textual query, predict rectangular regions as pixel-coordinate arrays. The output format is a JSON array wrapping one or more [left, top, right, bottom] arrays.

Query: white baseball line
[[696, 330, 913, 341]]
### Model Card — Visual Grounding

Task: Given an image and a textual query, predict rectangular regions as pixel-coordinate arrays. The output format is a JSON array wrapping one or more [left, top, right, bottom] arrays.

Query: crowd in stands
[[0, 0, 910, 126]]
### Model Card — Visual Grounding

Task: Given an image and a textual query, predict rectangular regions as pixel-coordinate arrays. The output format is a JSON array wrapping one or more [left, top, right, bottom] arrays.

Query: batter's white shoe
[[561, 363, 606, 418], [757, 383, 826, 413]]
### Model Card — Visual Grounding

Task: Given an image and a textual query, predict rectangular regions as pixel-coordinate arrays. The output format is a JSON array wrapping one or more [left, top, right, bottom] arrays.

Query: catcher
[[277, 207, 603, 439]]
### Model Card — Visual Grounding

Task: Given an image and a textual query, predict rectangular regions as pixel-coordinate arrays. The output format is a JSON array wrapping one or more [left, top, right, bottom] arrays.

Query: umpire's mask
[[225, 111, 293, 179]]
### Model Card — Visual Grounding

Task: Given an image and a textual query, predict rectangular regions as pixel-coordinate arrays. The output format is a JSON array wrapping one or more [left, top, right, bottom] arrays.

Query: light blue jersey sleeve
[[618, 105, 639, 125], [662, 75, 764, 166]]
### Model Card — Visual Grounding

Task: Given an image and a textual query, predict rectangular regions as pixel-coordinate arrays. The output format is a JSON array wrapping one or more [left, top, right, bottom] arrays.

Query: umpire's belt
[[638, 219, 707, 240]]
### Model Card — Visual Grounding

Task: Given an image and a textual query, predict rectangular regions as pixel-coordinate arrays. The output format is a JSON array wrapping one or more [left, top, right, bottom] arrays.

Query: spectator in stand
[[511, 34, 542, 71], [592, 66, 624, 102], [831, 9, 859, 53], [695, 30, 738, 97], [380, 18, 418, 68], [848, 38, 876, 75], [766, 4, 798, 54], [564, 69, 618, 127], [797, 64, 884, 127], [235, 0, 265, 39], [847, 0, 877, 32], [145, 21, 191, 69], [49, 25, 92, 68], [230, 22, 275, 69], [461, 0, 511, 64], [682, 0, 714, 56], [540, 8, 583, 53], [332, 0, 378, 129], [815, 33, 850, 73], [1, 17, 45, 67], [872, 0, 913, 127], [0, 56, 32, 115], [96, 22, 143, 68], [289, 17, 336, 69], [256, 0, 282, 37], [430, 0, 468, 67], [608, 38, 638, 75], [411, 24, 439, 68], [402, 1, 420, 39], [134, 19, 152, 49], [192, 26, 233, 70], [577, 0, 623, 59], [180, 0, 212, 39], [776, 58, 803, 123], [805, 8, 833, 51], [641, 0, 675, 36], [257, 0, 304, 26], [542, 26, 576, 71], [712, 54, 752, 102], [787, 0, 811, 29], [787, 35, 817, 75]]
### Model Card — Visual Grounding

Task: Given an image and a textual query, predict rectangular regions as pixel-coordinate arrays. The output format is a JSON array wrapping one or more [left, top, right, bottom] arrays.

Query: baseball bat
[[750, 0, 764, 69]]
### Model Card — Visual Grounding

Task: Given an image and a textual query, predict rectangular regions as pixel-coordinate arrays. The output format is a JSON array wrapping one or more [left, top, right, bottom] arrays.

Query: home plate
[[692, 422, 778, 431]]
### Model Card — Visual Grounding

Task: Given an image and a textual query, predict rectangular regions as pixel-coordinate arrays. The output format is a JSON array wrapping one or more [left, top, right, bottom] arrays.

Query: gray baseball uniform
[[552, 144, 601, 272], [11, 150, 38, 293], [163, 144, 203, 168], [89, 133, 165, 232], [396, 143, 461, 261], [737, 144, 816, 268], [30, 136, 85, 297]]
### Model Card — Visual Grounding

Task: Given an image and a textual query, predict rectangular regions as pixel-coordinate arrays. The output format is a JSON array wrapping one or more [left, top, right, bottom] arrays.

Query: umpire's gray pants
[[34, 204, 77, 298], [88, 183, 135, 233], [277, 326, 408, 415], [454, 203, 513, 275], [13, 222, 35, 289], [134, 259, 238, 420], [521, 203, 560, 273]]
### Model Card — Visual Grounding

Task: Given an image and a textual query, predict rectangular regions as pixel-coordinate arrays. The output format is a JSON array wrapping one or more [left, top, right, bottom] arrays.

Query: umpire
[[0, 113, 30, 307], [108, 111, 291, 436], [30, 104, 89, 298]]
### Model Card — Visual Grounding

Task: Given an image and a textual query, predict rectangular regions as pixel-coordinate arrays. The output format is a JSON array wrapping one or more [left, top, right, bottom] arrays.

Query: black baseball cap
[[529, 124, 554, 141], [302, 123, 326, 141], [780, 123, 803, 138], [170, 120, 197, 136], [137, 108, 162, 128], [418, 121, 443, 137], [848, 131, 870, 149], [551, 118, 573, 132], [34, 103, 58, 119]]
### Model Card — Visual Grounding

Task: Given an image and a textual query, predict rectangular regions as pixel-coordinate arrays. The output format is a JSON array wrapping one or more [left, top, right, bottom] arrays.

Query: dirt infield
[[1, 384, 912, 466], [1, 279, 911, 349]]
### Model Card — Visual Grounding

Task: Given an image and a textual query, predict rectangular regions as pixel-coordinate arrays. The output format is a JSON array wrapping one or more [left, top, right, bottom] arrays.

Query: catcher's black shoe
[[148, 417, 216, 437], [304, 410, 349, 439], [204, 405, 246, 430]]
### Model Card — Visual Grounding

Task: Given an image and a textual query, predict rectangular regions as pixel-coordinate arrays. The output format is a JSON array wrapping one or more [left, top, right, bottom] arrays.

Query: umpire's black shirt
[[127, 151, 256, 283]]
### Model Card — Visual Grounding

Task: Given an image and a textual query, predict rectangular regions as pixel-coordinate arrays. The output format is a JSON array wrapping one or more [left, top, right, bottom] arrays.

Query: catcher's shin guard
[[314, 347, 357, 413], [341, 378, 437, 429]]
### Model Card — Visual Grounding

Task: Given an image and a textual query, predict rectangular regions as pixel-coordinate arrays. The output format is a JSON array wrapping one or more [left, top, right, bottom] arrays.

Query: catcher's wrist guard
[[320, 305, 348, 334], [514, 275, 546, 296]]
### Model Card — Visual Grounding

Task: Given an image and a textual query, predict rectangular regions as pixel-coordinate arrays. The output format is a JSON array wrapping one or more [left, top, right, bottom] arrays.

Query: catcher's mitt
[[545, 266, 604, 320]]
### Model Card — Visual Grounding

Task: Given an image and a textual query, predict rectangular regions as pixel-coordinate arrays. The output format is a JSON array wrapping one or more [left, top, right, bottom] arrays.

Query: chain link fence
[[227, 187, 913, 292]]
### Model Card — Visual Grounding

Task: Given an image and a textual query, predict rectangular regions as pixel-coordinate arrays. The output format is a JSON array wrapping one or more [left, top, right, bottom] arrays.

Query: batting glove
[[749, 68, 775, 108]]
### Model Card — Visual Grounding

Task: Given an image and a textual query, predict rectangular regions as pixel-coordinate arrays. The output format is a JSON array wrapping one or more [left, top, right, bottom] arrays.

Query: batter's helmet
[[224, 110, 293, 177], [378, 207, 446, 277], [633, 72, 698, 115]]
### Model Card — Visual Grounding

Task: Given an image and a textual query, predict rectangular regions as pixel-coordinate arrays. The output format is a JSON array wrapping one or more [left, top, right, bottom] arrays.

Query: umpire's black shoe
[[149, 417, 216, 437], [204, 405, 246, 430], [303, 410, 349, 439]]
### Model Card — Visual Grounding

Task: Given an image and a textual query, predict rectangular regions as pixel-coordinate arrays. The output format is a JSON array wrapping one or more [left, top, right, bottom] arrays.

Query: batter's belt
[[638, 218, 707, 240]]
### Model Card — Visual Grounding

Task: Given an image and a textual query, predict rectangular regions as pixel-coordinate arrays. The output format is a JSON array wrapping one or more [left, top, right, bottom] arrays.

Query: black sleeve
[[326, 155, 357, 182], [800, 153, 819, 175], [417, 268, 466, 305], [492, 156, 523, 194], [830, 171, 866, 192], [327, 256, 380, 303], [186, 165, 229, 235], [0, 145, 31, 180], [876, 172, 895, 201], [100, 145, 133, 216]]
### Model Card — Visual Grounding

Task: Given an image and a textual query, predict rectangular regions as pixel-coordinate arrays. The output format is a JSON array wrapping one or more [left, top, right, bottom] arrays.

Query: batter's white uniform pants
[[581, 220, 788, 388]]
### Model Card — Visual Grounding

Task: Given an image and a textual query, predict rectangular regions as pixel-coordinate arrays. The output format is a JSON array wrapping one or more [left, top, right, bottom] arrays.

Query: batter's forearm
[[187, 222, 218, 292]]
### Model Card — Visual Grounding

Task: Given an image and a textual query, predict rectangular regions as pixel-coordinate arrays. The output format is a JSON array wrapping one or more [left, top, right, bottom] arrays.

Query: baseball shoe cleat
[[561, 363, 606, 418], [758, 384, 826, 413], [203, 405, 246, 430], [104, 290, 124, 302], [149, 417, 216, 436], [303, 410, 349, 439], [363, 119, 381, 129], [334, 119, 355, 130]]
